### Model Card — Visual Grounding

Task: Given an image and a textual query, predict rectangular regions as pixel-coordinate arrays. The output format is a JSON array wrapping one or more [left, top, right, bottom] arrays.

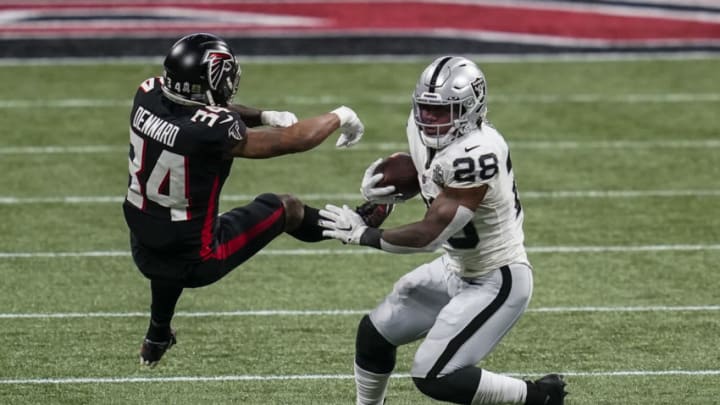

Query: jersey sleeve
[[435, 144, 502, 189], [192, 109, 247, 157]]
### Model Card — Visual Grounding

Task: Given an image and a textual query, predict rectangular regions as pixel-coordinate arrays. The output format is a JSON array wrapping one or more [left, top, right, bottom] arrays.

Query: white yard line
[[0, 145, 125, 154], [2, 139, 720, 155], [1, 189, 719, 205], [1, 244, 719, 259], [0, 93, 719, 110], [1, 369, 718, 385], [1, 305, 719, 320]]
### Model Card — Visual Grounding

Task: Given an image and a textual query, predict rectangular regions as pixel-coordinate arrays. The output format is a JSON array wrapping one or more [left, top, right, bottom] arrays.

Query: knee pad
[[413, 377, 443, 401], [413, 367, 482, 404], [355, 315, 396, 374]]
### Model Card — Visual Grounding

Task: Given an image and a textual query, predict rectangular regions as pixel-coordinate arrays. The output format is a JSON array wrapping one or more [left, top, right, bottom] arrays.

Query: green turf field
[[1, 56, 719, 404]]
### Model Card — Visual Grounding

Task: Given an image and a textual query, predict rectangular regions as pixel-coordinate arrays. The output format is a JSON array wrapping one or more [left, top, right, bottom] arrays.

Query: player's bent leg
[[410, 264, 534, 404], [369, 257, 452, 346], [413, 367, 482, 404], [355, 315, 397, 405], [413, 367, 531, 405], [277, 194, 304, 231], [355, 257, 451, 404], [356, 315, 396, 373], [140, 278, 183, 367], [185, 193, 287, 287], [146, 279, 183, 340]]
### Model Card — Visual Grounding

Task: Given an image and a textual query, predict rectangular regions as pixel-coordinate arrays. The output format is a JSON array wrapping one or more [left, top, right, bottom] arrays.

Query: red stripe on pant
[[207, 206, 284, 260], [199, 176, 221, 260]]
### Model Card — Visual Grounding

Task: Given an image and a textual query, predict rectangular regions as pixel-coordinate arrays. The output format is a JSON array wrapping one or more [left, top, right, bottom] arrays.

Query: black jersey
[[123, 77, 247, 261]]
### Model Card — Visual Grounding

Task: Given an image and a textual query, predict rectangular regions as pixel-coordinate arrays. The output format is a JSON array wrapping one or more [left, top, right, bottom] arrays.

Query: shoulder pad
[[138, 77, 162, 93]]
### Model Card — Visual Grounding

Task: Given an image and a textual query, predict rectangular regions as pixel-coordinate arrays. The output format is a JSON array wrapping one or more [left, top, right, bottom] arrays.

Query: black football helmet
[[162, 33, 241, 106]]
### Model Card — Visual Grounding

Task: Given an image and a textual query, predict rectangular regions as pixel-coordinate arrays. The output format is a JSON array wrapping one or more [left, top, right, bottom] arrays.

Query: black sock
[[286, 205, 327, 242], [146, 279, 183, 341]]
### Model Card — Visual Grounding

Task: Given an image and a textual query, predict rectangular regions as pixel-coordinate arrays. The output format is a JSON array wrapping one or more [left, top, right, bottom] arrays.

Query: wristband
[[259, 111, 270, 125], [330, 106, 354, 126], [359, 227, 383, 249]]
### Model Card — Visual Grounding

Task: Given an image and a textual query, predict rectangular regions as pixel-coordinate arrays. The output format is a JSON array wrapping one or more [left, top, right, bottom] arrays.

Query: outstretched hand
[[331, 106, 364, 148], [318, 204, 367, 244]]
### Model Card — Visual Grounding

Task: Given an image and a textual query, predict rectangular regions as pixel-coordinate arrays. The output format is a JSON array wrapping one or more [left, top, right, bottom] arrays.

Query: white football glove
[[360, 158, 406, 204], [319, 204, 368, 245], [331, 106, 364, 148], [260, 110, 298, 127]]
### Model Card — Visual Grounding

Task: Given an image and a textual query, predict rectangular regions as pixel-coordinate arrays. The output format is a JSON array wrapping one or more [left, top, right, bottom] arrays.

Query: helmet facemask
[[412, 56, 488, 149], [413, 98, 472, 150]]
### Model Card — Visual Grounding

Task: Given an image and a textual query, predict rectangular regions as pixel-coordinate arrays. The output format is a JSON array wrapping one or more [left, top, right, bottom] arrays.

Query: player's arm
[[375, 186, 487, 252], [228, 104, 263, 127], [230, 106, 363, 159], [319, 185, 487, 252], [229, 104, 299, 128]]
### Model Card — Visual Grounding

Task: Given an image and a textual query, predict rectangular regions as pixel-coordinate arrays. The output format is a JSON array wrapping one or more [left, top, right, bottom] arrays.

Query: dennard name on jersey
[[132, 105, 180, 148]]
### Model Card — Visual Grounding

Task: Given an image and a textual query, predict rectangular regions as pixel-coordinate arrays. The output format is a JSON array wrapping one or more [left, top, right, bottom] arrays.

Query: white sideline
[[2, 139, 719, 155], [1, 369, 719, 385], [0, 93, 719, 110], [1, 189, 720, 205], [1, 305, 719, 320], [1, 244, 719, 259]]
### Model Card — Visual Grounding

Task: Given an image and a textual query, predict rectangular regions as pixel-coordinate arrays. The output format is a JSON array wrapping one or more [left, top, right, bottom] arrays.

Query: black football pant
[[131, 193, 287, 288], [133, 194, 287, 337]]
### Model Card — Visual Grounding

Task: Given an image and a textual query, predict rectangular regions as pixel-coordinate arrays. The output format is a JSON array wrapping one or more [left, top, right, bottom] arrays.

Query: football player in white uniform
[[319, 57, 567, 405]]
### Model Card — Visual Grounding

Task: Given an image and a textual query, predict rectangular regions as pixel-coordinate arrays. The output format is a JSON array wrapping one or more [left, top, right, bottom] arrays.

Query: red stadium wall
[[1, 0, 719, 57]]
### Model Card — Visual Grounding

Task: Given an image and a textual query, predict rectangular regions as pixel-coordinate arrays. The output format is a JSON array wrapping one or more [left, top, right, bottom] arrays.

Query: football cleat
[[355, 201, 394, 228], [140, 329, 177, 368], [529, 374, 567, 405]]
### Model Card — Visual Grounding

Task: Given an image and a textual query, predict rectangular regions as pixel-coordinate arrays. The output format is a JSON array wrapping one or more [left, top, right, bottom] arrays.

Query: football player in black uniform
[[123, 33, 366, 367]]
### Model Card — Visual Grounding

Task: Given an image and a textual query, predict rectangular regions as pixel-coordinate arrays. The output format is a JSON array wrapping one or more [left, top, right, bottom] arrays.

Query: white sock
[[471, 369, 527, 405], [354, 362, 392, 405]]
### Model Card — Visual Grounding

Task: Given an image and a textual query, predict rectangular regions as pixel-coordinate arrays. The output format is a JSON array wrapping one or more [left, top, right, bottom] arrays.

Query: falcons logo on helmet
[[202, 50, 234, 90]]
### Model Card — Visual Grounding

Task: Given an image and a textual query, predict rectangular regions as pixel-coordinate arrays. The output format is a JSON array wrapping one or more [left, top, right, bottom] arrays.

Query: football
[[374, 152, 420, 199]]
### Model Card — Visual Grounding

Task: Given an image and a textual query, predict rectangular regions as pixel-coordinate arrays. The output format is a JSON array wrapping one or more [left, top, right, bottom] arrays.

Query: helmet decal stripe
[[203, 50, 234, 91], [428, 56, 453, 93]]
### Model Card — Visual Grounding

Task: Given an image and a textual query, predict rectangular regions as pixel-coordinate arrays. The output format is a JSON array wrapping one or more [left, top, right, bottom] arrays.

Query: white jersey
[[406, 113, 530, 277]]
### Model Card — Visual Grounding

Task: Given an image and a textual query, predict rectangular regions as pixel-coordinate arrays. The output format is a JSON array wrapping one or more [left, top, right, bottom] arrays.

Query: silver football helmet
[[412, 56, 487, 149]]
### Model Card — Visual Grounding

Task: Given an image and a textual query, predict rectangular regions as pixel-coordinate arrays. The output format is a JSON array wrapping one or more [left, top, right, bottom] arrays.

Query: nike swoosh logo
[[464, 145, 481, 152], [336, 225, 352, 231]]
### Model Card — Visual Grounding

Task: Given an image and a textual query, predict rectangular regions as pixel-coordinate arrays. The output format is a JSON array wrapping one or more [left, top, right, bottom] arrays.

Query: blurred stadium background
[[2, 0, 720, 58], [1, 1, 719, 404]]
